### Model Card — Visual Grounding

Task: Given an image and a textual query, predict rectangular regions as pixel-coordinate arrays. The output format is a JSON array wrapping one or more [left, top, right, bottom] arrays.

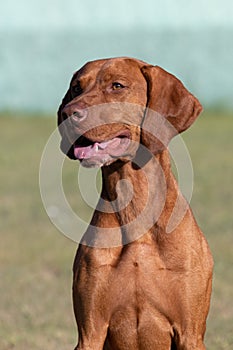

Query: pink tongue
[[74, 137, 123, 159]]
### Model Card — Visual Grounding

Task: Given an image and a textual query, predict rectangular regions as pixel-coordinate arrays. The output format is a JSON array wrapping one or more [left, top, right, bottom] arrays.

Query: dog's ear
[[140, 65, 203, 153], [57, 88, 76, 159]]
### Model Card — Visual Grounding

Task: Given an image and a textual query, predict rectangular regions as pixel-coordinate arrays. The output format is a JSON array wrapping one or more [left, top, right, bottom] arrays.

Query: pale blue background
[[1, 0, 233, 112]]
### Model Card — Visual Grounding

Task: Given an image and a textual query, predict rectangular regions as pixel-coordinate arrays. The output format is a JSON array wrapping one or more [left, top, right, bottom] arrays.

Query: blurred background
[[1, 0, 233, 112], [1, 0, 232, 349]]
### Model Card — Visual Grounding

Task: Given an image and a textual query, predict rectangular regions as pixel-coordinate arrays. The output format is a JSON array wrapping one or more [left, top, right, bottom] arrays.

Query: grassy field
[[0, 112, 232, 349]]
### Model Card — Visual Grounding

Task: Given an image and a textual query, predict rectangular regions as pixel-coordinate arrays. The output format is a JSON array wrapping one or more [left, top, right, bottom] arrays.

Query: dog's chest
[[74, 242, 185, 349], [103, 245, 174, 349], [76, 240, 182, 312], [106, 243, 177, 304]]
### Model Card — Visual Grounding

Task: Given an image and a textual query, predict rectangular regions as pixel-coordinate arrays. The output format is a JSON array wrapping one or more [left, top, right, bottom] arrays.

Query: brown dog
[[58, 57, 213, 350]]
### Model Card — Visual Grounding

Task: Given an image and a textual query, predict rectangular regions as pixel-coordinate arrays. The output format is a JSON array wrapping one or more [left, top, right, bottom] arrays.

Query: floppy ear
[[57, 88, 76, 159], [140, 65, 203, 153]]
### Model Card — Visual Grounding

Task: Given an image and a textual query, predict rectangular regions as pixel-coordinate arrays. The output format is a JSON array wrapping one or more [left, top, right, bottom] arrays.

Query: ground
[[0, 111, 232, 349]]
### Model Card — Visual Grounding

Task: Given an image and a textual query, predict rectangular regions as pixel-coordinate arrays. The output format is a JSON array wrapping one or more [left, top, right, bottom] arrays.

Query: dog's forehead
[[72, 59, 107, 83], [99, 58, 144, 79], [73, 57, 145, 83]]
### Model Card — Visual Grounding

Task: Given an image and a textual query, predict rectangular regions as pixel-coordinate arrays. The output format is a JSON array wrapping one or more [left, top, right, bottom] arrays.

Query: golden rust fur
[[58, 57, 213, 350]]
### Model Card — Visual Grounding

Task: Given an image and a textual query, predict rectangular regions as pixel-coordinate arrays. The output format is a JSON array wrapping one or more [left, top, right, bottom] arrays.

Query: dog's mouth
[[73, 131, 131, 160]]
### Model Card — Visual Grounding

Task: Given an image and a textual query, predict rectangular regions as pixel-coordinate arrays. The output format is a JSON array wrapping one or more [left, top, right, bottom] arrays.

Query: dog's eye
[[72, 83, 82, 95], [112, 82, 125, 90]]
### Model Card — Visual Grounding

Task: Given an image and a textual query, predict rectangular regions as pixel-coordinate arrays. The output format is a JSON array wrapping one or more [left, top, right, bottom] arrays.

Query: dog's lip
[[74, 130, 131, 160]]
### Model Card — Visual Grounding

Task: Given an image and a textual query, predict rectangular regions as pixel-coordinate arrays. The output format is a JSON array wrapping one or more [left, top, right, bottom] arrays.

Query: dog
[[58, 57, 213, 350]]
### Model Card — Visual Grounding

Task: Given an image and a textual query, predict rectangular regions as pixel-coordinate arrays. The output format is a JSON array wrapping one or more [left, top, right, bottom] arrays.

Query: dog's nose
[[62, 103, 88, 123], [71, 108, 88, 122]]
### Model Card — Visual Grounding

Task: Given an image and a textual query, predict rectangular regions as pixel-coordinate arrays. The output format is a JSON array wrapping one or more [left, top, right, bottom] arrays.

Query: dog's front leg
[[72, 245, 112, 350], [74, 323, 108, 350], [73, 286, 109, 350]]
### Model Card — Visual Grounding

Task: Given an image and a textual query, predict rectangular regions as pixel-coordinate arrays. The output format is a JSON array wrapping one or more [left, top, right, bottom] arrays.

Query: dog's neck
[[102, 149, 168, 215], [82, 148, 188, 247], [97, 149, 179, 241]]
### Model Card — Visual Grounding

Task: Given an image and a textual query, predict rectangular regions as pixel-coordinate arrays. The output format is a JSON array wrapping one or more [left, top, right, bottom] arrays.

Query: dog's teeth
[[94, 143, 99, 152], [98, 141, 108, 150]]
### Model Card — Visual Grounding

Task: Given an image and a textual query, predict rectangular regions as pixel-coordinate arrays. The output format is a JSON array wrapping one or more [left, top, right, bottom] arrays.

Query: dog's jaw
[[73, 131, 132, 168]]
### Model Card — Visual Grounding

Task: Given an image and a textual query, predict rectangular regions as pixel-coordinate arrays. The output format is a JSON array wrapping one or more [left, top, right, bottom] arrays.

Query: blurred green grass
[[0, 112, 232, 349]]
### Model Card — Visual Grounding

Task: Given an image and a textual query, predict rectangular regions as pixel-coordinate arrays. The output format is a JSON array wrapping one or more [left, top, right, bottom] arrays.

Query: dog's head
[[58, 57, 202, 167]]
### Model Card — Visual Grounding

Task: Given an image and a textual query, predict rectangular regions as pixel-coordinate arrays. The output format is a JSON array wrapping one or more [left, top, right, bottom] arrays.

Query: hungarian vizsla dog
[[58, 57, 213, 350]]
